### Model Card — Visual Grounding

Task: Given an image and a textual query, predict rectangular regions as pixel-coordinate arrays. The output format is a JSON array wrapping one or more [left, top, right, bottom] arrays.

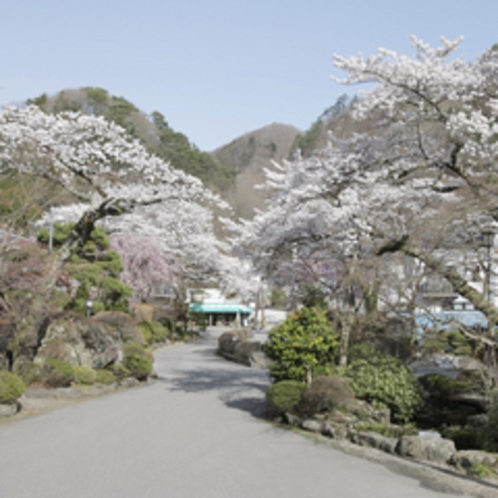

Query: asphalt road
[[0, 328, 475, 498]]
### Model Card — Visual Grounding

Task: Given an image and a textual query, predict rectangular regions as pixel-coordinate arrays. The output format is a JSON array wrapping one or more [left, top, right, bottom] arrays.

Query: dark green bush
[[264, 307, 338, 382], [95, 369, 116, 385], [122, 354, 153, 381], [73, 366, 97, 386], [343, 349, 420, 423], [478, 397, 498, 452], [41, 359, 75, 388], [266, 380, 306, 415], [105, 363, 130, 382], [0, 371, 26, 403]]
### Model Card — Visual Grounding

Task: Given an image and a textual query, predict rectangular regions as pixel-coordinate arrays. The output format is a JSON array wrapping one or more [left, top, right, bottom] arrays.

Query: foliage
[[73, 366, 97, 385], [421, 329, 477, 357], [29, 87, 235, 192], [299, 376, 355, 415], [441, 425, 479, 450], [264, 307, 338, 382], [122, 354, 153, 381], [0, 371, 26, 404], [39, 223, 133, 315], [343, 346, 421, 423], [95, 368, 116, 385], [478, 397, 498, 452], [266, 380, 306, 416], [41, 359, 75, 388], [121, 341, 153, 381], [122, 342, 154, 362], [270, 288, 287, 309], [12, 358, 41, 386], [139, 321, 170, 346], [105, 363, 130, 383]]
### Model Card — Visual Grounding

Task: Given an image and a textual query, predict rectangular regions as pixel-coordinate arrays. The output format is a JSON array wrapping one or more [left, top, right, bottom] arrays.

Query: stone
[[34, 316, 120, 369], [233, 341, 262, 366], [396, 435, 456, 464], [450, 450, 497, 469], [0, 402, 19, 418], [301, 418, 323, 433], [93, 311, 145, 345], [352, 431, 398, 454]]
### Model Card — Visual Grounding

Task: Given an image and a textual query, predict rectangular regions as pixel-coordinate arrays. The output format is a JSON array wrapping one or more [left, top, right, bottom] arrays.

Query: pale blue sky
[[1, 1, 496, 150]]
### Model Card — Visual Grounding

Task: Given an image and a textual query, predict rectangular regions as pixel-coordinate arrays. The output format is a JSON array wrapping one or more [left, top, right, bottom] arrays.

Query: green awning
[[189, 302, 253, 314]]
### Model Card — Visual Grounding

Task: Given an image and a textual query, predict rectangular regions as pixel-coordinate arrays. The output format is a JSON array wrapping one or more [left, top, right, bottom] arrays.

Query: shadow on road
[[156, 340, 271, 419]]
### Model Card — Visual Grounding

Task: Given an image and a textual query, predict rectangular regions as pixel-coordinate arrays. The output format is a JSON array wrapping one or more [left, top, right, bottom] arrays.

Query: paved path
[[0, 328, 477, 497]]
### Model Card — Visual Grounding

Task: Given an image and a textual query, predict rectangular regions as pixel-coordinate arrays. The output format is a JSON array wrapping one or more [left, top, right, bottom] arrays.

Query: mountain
[[27, 88, 235, 193], [212, 123, 301, 219]]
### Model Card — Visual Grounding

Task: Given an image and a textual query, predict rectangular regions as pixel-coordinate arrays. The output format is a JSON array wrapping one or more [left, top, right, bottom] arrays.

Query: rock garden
[[218, 306, 498, 485]]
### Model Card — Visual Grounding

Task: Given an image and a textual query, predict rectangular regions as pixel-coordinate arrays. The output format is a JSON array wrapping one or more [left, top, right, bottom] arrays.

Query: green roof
[[189, 302, 253, 314]]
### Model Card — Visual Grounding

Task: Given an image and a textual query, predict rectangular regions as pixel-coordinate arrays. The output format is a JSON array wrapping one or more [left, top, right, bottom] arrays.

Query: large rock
[[93, 311, 145, 345], [396, 434, 456, 464], [450, 450, 497, 470], [351, 431, 398, 454], [0, 402, 19, 418], [34, 316, 120, 369]]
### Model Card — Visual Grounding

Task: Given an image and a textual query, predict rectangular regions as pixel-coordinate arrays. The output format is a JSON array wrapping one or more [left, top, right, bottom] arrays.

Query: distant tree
[[110, 233, 176, 302]]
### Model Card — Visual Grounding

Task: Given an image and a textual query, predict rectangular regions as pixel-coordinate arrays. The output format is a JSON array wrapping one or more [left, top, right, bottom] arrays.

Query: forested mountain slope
[[212, 123, 300, 219], [27, 88, 235, 193]]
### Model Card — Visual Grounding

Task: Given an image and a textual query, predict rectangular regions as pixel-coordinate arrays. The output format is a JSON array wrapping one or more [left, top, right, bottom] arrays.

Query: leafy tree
[[38, 223, 132, 314], [264, 307, 338, 383]]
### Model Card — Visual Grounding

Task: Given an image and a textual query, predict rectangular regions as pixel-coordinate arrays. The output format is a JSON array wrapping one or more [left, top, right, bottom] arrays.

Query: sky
[[1, 0, 497, 151]]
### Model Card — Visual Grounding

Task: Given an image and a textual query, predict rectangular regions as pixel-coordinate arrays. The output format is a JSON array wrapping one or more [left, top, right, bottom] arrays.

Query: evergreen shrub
[[264, 306, 338, 382], [41, 359, 74, 388], [344, 345, 420, 423], [266, 380, 306, 416], [95, 369, 116, 385], [0, 371, 26, 404], [74, 366, 97, 385]]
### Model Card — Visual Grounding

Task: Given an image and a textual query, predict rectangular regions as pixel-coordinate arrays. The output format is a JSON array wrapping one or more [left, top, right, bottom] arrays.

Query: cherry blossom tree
[[240, 36, 498, 362], [0, 105, 232, 288]]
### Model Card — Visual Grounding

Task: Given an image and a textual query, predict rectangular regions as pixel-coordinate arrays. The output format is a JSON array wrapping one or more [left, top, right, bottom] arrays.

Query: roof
[[189, 302, 254, 314], [416, 311, 488, 330]]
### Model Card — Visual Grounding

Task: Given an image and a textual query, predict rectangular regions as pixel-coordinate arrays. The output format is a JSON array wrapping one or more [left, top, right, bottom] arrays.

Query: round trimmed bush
[[300, 376, 356, 415], [122, 354, 153, 381], [266, 380, 306, 416], [95, 369, 116, 385], [74, 366, 97, 386], [41, 359, 74, 388], [0, 371, 26, 404]]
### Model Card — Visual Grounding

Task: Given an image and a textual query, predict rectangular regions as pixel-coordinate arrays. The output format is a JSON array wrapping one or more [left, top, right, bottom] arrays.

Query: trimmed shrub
[[12, 358, 41, 385], [122, 354, 153, 381], [122, 342, 154, 362], [95, 369, 116, 385], [266, 380, 306, 416], [74, 366, 97, 386], [41, 359, 75, 388], [264, 306, 338, 382], [105, 363, 130, 382], [0, 371, 26, 404], [343, 348, 420, 423], [300, 376, 356, 415], [139, 321, 170, 346]]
